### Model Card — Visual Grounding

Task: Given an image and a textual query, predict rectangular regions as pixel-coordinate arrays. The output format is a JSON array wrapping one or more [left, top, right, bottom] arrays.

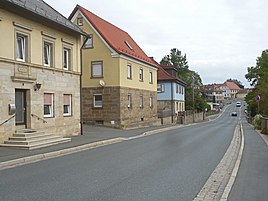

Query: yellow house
[[70, 5, 160, 129], [0, 0, 85, 148]]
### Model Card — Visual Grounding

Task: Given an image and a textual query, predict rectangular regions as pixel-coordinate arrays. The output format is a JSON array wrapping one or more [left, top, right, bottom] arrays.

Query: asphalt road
[[0, 104, 238, 201]]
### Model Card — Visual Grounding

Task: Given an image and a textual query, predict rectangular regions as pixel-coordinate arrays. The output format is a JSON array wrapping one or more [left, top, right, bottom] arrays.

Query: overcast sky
[[45, 0, 268, 87]]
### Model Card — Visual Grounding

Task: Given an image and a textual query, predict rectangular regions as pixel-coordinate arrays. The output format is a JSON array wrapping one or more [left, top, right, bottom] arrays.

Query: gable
[[69, 5, 158, 69]]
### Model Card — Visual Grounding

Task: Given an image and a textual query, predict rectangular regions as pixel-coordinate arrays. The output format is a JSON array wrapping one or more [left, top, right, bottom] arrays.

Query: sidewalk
[[228, 119, 268, 201], [0, 124, 173, 164]]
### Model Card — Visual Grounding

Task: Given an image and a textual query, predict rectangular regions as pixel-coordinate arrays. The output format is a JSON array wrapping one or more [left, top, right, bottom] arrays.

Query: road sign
[[256, 95, 261, 102]]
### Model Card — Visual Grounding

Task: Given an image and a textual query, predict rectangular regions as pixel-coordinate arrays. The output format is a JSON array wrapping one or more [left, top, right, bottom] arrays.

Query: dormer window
[[125, 41, 134, 51]]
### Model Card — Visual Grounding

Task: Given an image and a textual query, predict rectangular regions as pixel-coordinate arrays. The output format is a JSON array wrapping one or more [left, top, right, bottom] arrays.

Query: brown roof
[[69, 5, 158, 68]]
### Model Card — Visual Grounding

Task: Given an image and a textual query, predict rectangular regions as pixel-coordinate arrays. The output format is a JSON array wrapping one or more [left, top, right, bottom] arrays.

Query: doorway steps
[[0, 129, 71, 150]]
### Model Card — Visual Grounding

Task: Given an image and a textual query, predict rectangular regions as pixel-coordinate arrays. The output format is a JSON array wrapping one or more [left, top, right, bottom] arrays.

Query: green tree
[[245, 50, 268, 117]]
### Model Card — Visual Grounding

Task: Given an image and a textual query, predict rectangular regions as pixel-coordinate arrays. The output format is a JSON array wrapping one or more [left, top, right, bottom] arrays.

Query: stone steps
[[0, 129, 71, 150]]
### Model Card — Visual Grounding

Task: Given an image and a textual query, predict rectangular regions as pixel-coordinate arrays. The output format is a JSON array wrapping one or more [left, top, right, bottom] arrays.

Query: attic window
[[125, 41, 134, 51], [77, 17, 83, 26]]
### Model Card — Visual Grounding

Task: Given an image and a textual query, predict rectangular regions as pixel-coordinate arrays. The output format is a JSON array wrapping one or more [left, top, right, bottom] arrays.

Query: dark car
[[231, 112, 237, 116]]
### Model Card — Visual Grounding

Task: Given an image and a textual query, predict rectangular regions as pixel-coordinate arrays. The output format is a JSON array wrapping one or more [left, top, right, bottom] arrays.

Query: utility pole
[[192, 73, 195, 123]]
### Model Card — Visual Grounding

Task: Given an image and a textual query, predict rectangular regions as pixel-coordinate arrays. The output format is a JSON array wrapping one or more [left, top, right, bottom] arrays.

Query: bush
[[253, 115, 262, 130]]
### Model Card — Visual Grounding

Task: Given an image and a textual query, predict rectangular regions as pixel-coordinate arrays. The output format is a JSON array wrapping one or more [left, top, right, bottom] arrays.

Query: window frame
[[77, 17, 83, 26], [44, 93, 54, 118], [84, 34, 93, 48], [149, 96, 153, 108], [140, 95, 143, 108], [127, 63, 132, 79], [16, 32, 28, 62], [43, 41, 53, 67], [93, 94, 103, 108], [63, 47, 71, 70], [149, 71, 153, 84], [157, 84, 165, 93], [91, 61, 103, 78], [63, 94, 72, 116], [139, 67, 143, 81], [127, 94, 132, 108]]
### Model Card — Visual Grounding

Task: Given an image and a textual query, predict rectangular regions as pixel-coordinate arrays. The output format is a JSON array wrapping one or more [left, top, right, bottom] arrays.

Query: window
[[139, 68, 143, 81], [77, 17, 83, 26], [125, 40, 134, 51], [127, 63, 132, 79], [94, 94, 102, 108], [84, 35, 93, 48], [63, 94, 72, 116], [157, 84, 165, 93], [44, 93, 53, 117], [176, 84, 179, 93], [44, 42, 53, 67], [91, 61, 103, 77], [16, 33, 28, 62], [63, 47, 71, 70], [149, 71, 153, 83], [149, 96, 153, 108], [140, 95, 143, 108], [127, 94, 132, 108]]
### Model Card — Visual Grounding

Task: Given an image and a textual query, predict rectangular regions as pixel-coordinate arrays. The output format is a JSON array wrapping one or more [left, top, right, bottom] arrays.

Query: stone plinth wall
[[82, 86, 159, 129]]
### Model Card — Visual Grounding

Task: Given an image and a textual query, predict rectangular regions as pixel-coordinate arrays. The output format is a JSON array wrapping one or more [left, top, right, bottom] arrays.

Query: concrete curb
[[220, 123, 245, 201], [193, 122, 244, 201], [0, 125, 183, 170], [0, 137, 124, 170]]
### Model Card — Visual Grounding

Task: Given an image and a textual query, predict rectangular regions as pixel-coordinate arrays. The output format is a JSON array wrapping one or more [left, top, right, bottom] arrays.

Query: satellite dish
[[99, 80, 105, 87]]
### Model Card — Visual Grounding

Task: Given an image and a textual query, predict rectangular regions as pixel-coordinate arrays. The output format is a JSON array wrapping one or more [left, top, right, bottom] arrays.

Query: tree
[[226, 78, 244, 89], [160, 48, 208, 111], [245, 50, 268, 117]]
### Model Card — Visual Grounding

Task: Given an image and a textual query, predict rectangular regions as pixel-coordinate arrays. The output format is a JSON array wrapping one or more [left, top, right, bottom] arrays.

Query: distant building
[[151, 59, 186, 123], [203, 84, 224, 105], [219, 82, 241, 99], [69, 5, 160, 129]]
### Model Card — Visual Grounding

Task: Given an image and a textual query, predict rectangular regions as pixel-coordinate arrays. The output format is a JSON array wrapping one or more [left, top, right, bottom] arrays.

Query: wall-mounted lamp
[[34, 83, 42, 91]]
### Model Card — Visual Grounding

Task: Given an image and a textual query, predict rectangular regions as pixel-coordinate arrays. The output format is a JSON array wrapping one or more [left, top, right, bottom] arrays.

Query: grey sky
[[45, 0, 268, 87]]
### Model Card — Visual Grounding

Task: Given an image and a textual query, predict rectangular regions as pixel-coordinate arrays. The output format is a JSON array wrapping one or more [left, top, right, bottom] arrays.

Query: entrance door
[[15, 89, 26, 125]]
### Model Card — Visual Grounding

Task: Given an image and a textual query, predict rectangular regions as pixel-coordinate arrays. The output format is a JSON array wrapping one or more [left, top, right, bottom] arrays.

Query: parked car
[[231, 111, 237, 116]]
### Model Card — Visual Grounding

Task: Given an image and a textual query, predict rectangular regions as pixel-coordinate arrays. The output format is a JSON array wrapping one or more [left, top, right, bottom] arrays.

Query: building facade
[[70, 5, 160, 129], [156, 64, 186, 123], [0, 0, 84, 143]]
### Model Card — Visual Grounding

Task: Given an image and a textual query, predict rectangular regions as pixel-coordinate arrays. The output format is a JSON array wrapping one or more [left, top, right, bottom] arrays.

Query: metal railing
[[0, 114, 16, 126], [31, 114, 47, 123]]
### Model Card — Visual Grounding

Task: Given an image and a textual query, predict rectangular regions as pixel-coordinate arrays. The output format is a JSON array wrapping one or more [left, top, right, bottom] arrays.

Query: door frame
[[15, 89, 27, 126]]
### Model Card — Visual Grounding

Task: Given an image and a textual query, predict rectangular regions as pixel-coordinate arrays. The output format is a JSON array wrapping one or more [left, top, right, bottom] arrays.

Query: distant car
[[231, 112, 237, 116], [236, 102, 241, 107]]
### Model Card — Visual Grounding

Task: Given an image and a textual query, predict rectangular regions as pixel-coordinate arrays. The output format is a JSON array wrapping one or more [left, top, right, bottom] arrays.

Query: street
[[0, 105, 240, 201]]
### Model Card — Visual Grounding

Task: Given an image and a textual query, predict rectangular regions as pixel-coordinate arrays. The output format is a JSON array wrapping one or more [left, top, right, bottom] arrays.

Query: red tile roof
[[69, 5, 158, 68], [223, 82, 241, 90]]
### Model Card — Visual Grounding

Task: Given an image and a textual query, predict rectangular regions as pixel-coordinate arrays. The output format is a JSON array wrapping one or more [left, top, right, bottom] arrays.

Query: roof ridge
[[73, 4, 158, 68], [77, 5, 129, 36]]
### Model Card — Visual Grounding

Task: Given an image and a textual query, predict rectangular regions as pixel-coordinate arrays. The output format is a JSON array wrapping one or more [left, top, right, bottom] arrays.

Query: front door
[[15, 89, 26, 125]]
